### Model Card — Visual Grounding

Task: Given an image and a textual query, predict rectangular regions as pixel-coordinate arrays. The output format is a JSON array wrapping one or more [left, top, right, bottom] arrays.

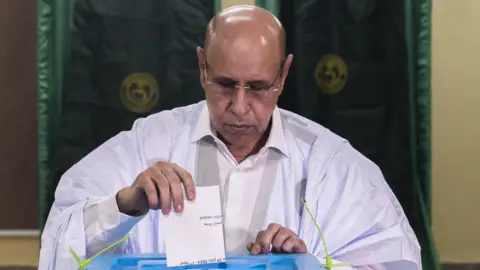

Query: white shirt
[[40, 101, 422, 270], [191, 105, 288, 252]]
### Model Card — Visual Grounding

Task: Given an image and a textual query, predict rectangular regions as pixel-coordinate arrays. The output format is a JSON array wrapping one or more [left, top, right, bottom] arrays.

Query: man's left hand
[[247, 223, 308, 255]]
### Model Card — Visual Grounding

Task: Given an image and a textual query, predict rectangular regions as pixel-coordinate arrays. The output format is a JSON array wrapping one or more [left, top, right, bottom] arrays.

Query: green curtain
[[37, 0, 219, 229], [405, 0, 438, 268], [215, 0, 222, 13], [260, 0, 438, 269], [37, 0, 72, 230], [38, 0, 215, 228], [256, 0, 280, 17]]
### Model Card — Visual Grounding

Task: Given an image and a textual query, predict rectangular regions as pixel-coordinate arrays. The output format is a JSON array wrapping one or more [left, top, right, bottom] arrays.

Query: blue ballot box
[[86, 253, 325, 269]]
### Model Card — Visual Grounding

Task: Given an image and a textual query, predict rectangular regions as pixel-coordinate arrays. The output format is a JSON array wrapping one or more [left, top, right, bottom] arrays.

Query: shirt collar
[[190, 104, 215, 142], [190, 104, 288, 157], [265, 108, 288, 156]]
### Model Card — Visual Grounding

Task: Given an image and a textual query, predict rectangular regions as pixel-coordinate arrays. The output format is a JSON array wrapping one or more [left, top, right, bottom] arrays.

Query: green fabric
[[215, 0, 222, 13], [255, 0, 280, 17], [37, 0, 72, 230], [39, 0, 215, 226], [37, 0, 51, 231], [413, 0, 433, 224], [276, 0, 437, 268], [405, 0, 438, 269], [279, 0, 415, 211]]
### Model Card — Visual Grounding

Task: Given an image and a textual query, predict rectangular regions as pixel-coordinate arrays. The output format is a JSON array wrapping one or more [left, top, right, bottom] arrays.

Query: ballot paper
[[163, 185, 226, 267]]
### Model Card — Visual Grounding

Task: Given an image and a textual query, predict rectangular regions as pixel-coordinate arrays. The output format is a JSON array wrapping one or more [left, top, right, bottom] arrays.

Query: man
[[40, 5, 421, 270]]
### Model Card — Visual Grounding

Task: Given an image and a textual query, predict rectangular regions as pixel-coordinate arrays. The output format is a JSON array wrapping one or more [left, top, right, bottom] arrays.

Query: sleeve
[[39, 118, 148, 270], [82, 194, 143, 257], [302, 141, 422, 269]]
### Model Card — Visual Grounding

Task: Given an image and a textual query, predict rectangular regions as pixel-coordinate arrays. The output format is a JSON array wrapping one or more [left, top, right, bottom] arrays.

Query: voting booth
[[37, 0, 438, 269], [86, 254, 325, 269]]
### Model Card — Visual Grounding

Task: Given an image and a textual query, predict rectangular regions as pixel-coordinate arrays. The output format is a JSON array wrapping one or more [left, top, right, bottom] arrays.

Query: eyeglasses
[[203, 59, 285, 100]]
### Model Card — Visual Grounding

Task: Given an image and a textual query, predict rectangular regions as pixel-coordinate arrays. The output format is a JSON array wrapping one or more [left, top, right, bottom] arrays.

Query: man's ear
[[278, 54, 294, 92], [197, 47, 207, 89]]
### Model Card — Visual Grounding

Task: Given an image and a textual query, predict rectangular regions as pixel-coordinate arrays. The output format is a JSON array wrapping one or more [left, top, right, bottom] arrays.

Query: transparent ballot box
[[86, 253, 325, 269]]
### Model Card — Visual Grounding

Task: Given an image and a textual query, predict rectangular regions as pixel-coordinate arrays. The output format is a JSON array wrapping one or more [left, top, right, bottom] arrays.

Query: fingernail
[[176, 204, 182, 212], [188, 192, 194, 200]]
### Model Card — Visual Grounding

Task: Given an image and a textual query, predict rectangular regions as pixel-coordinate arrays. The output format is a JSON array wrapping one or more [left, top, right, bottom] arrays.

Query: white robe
[[39, 101, 421, 269]]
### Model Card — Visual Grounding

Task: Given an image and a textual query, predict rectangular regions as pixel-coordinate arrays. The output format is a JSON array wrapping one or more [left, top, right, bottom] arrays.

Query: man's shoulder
[[132, 101, 205, 136], [278, 108, 345, 147], [278, 108, 379, 175]]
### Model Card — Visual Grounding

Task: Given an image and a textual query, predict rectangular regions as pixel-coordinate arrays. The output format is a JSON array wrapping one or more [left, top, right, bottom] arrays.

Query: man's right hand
[[116, 161, 195, 216]]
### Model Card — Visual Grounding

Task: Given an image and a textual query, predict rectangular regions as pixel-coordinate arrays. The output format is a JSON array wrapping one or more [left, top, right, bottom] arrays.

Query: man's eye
[[216, 81, 236, 89], [249, 85, 268, 91]]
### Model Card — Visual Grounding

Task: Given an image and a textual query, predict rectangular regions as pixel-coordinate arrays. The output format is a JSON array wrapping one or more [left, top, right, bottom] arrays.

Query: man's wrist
[[116, 188, 145, 216]]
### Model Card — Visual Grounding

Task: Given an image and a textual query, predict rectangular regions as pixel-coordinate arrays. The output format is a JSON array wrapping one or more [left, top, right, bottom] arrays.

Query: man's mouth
[[227, 124, 250, 133]]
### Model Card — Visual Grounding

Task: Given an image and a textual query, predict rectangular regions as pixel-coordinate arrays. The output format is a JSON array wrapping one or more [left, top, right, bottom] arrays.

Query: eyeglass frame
[[202, 58, 286, 99]]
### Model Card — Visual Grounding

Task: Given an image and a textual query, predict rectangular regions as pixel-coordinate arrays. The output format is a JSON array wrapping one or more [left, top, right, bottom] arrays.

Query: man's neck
[[227, 138, 264, 162], [220, 122, 272, 163]]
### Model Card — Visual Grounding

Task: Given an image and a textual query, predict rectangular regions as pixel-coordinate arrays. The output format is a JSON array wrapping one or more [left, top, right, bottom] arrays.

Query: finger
[[163, 168, 184, 213], [292, 239, 308, 253], [256, 223, 282, 253], [142, 172, 159, 210], [172, 164, 195, 200], [278, 235, 295, 253], [271, 227, 293, 252], [247, 243, 263, 255], [150, 168, 171, 215]]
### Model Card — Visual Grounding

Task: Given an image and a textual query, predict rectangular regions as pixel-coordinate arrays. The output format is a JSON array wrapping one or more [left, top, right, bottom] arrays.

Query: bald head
[[204, 5, 286, 59], [197, 6, 294, 151]]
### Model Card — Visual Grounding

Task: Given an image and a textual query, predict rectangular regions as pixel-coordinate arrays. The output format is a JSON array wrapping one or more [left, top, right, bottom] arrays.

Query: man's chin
[[221, 132, 255, 146]]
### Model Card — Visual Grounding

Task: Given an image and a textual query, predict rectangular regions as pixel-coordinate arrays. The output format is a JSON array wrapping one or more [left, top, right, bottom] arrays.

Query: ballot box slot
[[135, 258, 269, 269]]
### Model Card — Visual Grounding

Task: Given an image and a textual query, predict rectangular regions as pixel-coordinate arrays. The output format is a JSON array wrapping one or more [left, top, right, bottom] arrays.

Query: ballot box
[[86, 253, 325, 269]]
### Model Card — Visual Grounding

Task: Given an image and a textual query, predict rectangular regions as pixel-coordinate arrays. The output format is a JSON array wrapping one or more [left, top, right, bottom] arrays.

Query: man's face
[[197, 42, 291, 147]]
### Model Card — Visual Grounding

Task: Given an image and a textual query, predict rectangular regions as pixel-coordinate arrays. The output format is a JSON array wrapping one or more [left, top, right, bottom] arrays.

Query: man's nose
[[230, 88, 250, 116]]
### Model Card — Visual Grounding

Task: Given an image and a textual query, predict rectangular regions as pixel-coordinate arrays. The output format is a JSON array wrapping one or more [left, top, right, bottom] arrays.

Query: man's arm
[[302, 139, 421, 269], [40, 118, 148, 270], [82, 187, 144, 257]]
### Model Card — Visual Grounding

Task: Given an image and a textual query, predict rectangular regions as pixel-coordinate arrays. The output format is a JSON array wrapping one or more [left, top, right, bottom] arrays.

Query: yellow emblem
[[120, 73, 159, 114], [314, 54, 348, 94]]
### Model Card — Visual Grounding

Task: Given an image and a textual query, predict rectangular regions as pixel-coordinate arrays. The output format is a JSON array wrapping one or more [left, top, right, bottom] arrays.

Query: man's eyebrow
[[211, 76, 270, 85], [212, 75, 237, 82], [246, 79, 270, 85]]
